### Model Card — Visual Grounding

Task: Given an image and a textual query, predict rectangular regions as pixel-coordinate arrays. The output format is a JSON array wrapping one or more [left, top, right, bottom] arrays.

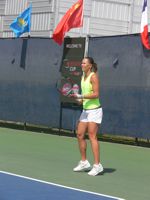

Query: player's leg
[[88, 122, 103, 176], [76, 121, 88, 161], [73, 121, 91, 172], [88, 122, 100, 164]]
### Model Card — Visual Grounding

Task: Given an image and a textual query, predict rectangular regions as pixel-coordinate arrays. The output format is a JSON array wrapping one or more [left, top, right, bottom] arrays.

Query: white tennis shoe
[[88, 163, 103, 176], [73, 160, 91, 172]]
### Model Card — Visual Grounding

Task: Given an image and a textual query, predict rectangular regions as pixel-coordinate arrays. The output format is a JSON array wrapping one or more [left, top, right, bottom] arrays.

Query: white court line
[[0, 170, 125, 200]]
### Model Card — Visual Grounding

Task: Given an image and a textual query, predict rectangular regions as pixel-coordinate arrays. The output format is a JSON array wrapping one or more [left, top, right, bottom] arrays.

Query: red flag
[[140, 0, 150, 49], [52, 0, 83, 45]]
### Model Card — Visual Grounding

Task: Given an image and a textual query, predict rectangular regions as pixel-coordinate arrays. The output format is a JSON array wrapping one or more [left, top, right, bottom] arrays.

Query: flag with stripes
[[140, 0, 150, 49]]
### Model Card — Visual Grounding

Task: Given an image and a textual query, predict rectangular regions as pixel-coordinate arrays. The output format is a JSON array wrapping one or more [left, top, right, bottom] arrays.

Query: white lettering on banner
[[66, 44, 82, 48]]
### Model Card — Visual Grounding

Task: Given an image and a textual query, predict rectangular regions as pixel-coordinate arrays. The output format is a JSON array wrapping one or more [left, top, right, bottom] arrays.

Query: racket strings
[[57, 77, 80, 96], [61, 82, 72, 96]]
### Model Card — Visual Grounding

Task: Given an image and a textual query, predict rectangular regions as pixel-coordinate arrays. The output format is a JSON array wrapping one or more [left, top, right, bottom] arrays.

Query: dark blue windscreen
[[88, 35, 150, 138]]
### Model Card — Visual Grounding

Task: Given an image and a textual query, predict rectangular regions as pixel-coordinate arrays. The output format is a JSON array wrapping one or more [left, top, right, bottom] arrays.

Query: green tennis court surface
[[0, 127, 149, 200]]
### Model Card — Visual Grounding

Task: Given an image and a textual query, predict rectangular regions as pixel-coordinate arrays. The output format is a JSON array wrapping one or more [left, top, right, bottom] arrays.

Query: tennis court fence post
[[59, 102, 63, 135]]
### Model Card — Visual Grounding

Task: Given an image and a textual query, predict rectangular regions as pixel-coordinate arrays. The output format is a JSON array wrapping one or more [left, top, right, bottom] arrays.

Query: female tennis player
[[71, 57, 103, 176]]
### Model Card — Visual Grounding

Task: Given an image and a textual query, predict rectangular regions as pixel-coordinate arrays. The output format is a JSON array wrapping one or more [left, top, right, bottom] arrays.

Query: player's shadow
[[103, 168, 116, 174], [97, 168, 116, 176]]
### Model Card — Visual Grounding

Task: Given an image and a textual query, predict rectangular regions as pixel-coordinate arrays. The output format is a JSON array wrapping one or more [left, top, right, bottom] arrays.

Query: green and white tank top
[[81, 72, 101, 110]]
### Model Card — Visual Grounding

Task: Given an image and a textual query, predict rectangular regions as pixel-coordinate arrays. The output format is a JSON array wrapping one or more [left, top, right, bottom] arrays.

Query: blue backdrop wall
[[0, 38, 63, 127], [88, 35, 150, 138], [0, 36, 149, 139]]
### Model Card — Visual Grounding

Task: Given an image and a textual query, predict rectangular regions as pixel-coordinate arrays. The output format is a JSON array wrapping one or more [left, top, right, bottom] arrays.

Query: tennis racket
[[56, 77, 80, 97]]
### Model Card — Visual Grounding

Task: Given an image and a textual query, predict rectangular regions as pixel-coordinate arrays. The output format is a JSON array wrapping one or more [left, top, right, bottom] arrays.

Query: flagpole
[[128, 0, 134, 34], [26, 1, 30, 38], [83, 0, 89, 57], [84, 26, 90, 57], [28, 3, 32, 38]]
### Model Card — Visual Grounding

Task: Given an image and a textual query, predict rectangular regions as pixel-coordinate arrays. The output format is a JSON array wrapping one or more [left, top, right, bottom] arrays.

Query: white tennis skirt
[[79, 107, 103, 124]]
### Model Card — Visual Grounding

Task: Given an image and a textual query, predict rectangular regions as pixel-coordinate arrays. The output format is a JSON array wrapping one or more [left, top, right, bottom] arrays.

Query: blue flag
[[10, 5, 32, 37]]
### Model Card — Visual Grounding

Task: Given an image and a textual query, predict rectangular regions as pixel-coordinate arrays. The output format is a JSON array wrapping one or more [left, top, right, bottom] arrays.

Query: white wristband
[[76, 94, 83, 99]]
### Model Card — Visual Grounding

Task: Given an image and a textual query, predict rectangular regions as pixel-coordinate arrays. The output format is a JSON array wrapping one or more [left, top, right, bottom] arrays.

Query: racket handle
[[76, 99, 83, 104]]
